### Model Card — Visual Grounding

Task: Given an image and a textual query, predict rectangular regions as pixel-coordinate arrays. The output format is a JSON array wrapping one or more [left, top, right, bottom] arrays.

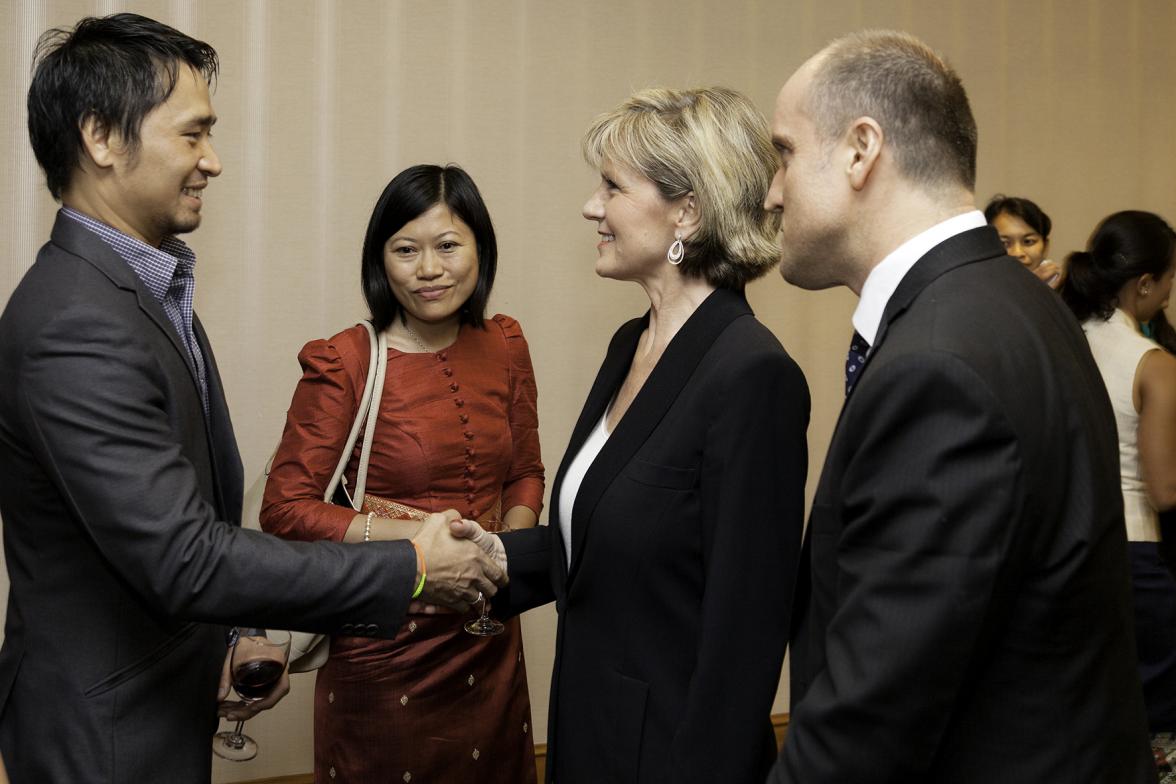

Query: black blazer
[[502, 288, 810, 784], [0, 214, 418, 783], [770, 227, 1155, 783]]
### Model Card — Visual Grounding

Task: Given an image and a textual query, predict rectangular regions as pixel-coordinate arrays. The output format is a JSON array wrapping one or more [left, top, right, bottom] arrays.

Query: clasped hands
[[219, 513, 507, 718], [408, 510, 508, 615]]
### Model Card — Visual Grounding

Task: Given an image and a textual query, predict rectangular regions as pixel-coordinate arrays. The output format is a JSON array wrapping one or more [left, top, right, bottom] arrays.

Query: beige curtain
[[1, 1, 1174, 780]]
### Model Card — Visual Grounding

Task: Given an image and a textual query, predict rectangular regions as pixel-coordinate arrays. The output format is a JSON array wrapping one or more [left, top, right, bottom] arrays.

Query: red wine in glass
[[232, 659, 285, 700], [212, 629, 291, 762]]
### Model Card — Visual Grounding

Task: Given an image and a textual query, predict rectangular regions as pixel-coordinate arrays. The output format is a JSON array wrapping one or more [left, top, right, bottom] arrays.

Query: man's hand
[[411, 510, 507, 612], [216, 641, 290, 721], [450, 518, 508, 574]]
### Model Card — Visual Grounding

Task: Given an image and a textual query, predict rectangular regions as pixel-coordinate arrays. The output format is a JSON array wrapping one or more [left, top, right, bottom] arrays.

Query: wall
[[1, 1, 1174, 781]]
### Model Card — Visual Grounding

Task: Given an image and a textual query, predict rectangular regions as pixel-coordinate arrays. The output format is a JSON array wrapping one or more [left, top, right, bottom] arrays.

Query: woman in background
[[469, 87, 810, 783], [262, 164, 542, 783], [1061, 210, 1176, 733], [985, 194, 1063, 289], [1144, 311, 1176, 579]]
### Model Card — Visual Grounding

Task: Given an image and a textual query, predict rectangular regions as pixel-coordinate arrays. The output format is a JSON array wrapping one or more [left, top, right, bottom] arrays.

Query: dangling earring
[[666, 233, 685, 266]]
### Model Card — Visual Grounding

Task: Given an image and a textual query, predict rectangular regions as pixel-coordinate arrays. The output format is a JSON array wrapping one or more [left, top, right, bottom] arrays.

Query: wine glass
[[212, 629, 291, 761], [464, 592, 504, 636]]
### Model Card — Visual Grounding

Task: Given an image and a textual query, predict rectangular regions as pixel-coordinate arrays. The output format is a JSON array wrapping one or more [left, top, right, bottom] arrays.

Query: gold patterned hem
[[361, 494, 506, 532]]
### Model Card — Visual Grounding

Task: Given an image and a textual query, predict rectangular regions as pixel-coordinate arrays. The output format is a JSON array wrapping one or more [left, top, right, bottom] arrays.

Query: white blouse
[[1083, 309, 1162, 542], [557, 412, 611, 566]]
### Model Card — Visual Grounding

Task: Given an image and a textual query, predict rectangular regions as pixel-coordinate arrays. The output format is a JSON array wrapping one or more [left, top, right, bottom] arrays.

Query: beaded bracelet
[[363, 511, 374, 542]]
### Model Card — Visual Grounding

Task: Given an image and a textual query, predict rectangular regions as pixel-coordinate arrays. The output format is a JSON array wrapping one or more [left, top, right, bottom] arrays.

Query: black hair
[[27, 13, 218, 199], [984, 194, 1052, 239], [1149, 311, 1176, 355], [1061, 210, 1176, 322], [361, 165, 497, 332]]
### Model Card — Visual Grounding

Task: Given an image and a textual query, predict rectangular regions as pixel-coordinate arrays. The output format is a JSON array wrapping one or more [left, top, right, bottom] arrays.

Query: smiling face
[[581, 160, 682, 282], [103, 65, 221, 247], [382, 203, 480, 327], [992, 211, 1048, 270]]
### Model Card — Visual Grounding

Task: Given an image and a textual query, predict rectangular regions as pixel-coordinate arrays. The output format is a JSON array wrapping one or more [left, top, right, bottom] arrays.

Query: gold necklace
[[402, 323, 434, 353]]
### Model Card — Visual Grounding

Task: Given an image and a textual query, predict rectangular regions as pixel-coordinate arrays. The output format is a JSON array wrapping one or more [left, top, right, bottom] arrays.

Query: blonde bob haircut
[[582, 86, 780, 289]]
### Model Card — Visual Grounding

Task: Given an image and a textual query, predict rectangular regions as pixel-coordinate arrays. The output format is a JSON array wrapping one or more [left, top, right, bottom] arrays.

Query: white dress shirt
[[852, 210, 987, 346]]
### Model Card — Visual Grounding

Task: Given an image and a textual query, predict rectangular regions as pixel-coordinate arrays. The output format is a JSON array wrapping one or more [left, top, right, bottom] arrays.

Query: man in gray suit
[[765, 31, 1154, 783], [0, 13, 503, 783]]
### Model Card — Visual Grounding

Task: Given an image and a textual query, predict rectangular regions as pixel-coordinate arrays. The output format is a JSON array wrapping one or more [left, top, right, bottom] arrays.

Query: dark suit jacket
[[0, 214, 418, 783], [770, 227, 1155, 783], [502, 288, 810, 784]]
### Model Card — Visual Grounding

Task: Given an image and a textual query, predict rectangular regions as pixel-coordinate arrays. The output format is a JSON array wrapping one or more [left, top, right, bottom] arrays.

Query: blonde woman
[[465, 87, 810, 783]]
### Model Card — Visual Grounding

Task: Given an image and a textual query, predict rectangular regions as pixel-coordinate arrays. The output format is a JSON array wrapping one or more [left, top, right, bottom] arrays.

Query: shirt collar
[[61, 207, 197, 304], [852, 210, 986, 346]]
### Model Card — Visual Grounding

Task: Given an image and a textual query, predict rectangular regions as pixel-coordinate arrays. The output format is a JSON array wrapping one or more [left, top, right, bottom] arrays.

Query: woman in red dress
[[261, 164, 543, 783]]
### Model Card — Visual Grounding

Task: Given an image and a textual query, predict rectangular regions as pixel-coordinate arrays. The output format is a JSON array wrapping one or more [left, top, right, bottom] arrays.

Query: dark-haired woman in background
[[1061, 210, 1176, 733], [1143, 313, 1176, 582], [985, 194, 1063, 289], [262, 164, 542, 782]]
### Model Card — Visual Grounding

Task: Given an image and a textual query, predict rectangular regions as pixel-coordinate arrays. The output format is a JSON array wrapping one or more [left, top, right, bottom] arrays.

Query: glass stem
[[228, 720, 247, 748]]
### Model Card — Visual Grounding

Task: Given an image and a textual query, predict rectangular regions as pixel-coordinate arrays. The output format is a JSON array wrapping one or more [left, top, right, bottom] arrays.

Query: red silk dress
[[261, 315, 543, 783]]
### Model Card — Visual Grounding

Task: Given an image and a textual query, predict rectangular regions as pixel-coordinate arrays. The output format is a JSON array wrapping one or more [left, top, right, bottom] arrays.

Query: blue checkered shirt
[[62, 208, 210, 414]]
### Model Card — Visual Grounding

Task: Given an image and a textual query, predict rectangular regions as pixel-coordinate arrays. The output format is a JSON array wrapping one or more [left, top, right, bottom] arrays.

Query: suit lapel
[[50, 215, 205, 396], [552, 318, 645, 500], [818, 226, 1007, 462], [872, 226, 1007, 354], [566, 288, 751, 584], [545, 316, 645, 585], [195, 317, 243, 522], [795, 226, 1009, 616], [837, 227, 1007, 411], [51, 214, 236, 518]]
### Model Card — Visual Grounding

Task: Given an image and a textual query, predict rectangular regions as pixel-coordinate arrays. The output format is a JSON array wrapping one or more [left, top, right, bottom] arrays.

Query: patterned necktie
[[845, 331, 870, 395]]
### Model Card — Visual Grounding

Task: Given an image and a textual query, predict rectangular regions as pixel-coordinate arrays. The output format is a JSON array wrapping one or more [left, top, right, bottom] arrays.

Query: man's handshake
[[409, 511, 507, 613]]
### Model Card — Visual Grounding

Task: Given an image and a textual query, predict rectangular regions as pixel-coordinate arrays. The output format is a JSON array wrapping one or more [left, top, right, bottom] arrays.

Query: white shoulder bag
[[239, 320, 388, 672]]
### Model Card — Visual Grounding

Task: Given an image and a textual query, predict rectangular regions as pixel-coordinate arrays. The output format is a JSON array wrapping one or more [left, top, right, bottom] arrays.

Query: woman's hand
[[449, 518, 508, 574], [1034, 259, 1063, 289]]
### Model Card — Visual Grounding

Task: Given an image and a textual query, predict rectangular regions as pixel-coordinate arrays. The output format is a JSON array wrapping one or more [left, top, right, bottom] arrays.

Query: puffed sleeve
[[494, 314, 545, 516], [260, 328, 369, 542]]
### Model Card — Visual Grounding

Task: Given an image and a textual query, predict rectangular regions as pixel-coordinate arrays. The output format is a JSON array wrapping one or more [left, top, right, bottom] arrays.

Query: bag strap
[[324, 321, 386, 509], [350, 323, 387, 504]]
